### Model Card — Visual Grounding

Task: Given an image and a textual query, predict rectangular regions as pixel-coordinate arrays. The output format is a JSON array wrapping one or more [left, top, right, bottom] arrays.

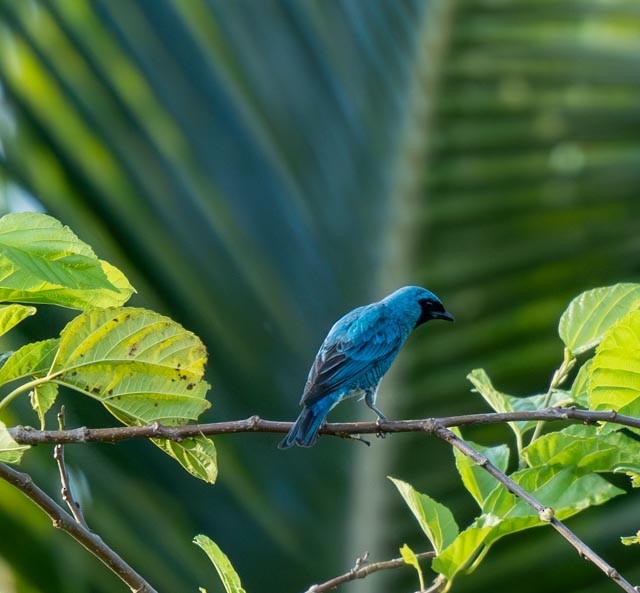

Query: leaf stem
[[0, 376, 53, 413], [528, 349, 575, 445]]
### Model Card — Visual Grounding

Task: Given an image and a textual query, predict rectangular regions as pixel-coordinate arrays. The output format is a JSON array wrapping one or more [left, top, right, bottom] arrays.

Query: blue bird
[[279, 286, 454, 448]]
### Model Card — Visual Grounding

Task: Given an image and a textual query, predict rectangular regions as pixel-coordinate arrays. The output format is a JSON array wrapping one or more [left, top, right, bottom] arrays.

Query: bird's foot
[[375, 416, 387, 439]]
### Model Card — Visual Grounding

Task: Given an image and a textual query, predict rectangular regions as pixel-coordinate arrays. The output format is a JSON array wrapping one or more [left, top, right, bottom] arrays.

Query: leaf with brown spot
[[50, 307, 210, 425]]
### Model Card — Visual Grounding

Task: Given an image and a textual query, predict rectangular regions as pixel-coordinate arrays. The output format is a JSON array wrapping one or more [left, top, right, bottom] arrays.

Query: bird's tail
[[278, 404, 328, 449]]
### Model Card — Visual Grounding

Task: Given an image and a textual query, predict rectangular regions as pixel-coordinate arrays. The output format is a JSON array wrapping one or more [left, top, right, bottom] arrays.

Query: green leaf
[[0, 338, 60, 387], [0, 308, 214, 479], [522, 425, 640, 474], [589, 310, 640, 420], [0, 419, 29, 463], [485, 466, 621, 519], [399, 543, 425, 591], [390, 477, 458, 554], [0, 212, 113, 288], [52, 307, 210, 424], [467, 369, 569, 443], [570, 359, 592, 408], [614, 467, 640, 488], [621, 532, 640, 546], [24, 261, 136, 310], [0, 212, 134, 309], [558, 283, 640, 356], [431, 524, 495, 584], [452, 434, 509, 508], [468, 369, 511, 415], [153, 436, 217, 484], [29, 382, 58, 430], [48, 307, 212, 480], [193, 534, 246, 593], [0, 304, 36, 337], [433, 466, 622, 584]]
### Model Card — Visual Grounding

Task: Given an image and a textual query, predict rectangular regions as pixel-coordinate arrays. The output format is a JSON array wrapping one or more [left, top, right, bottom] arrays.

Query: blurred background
[[1, 0, 640, 592]]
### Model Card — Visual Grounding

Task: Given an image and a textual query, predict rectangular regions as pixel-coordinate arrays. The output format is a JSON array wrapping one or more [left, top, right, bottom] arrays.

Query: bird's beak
[[435, 310, 455, 322]]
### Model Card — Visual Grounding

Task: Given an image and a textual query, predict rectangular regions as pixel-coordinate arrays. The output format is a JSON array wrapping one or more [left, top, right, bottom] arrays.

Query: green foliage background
[[1, 1, 640, 592]]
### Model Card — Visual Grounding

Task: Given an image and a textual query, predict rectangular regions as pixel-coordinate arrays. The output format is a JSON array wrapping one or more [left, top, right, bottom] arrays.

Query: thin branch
[[4, 407, 638, 593], [53, 406, 88, 527], [8, 407, 640, 445], [0, 462, 158, 593], [304, 550, 436, 593], [529, 349, 575, 444], [434, 426, 637, 593]]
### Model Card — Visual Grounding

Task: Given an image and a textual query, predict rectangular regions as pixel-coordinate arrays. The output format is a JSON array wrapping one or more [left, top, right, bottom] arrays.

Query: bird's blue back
[[300, 298, 414, 406]]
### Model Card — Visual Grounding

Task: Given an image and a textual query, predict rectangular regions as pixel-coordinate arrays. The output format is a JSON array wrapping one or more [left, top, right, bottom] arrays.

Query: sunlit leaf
[[0, 304, 35, 337], [621, 532, 640, 546], [614, 467, 640, 488], [399, 543, 425, 591], [0, 419, 29, 464], [0, 212, 112, 288], [430, 523, 495, 585], [468, 369, 512, 415], [46, 307, 213, 480], [0, 308, 213, 478], [433, 466, 622, 584], [52, 307, 210, 424], [570, 359, 592, 408], [467, 369, 568, 443], [452, 434, 509, 508], [0, 338, 60, 387], [485, 466, 621, 519], [0, 212, 135, 309], [559, 284, 640, 356], [523, 425, 640, 474], [390, 477, 458, 555], [194, 534, 246, 593], [19, 261, 136, 310], [154, 436, 217, 484], [29, 382, 58, 430], [589, 310, 640, 421]]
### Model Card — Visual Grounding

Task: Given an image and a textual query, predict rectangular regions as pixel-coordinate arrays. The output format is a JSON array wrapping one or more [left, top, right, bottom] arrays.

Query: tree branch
[[5, 406, 638, 593], [8, 407, 640, 445], [53, 406, 87, 527], [434, 426, 637, 593], [0, 463, 158, 593], [304, 550, 436, 593]]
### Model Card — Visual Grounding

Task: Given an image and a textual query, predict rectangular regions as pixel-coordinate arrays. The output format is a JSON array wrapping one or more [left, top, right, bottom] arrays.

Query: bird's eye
[[420, 298, 449, 321], [420, 298, 442, 313]]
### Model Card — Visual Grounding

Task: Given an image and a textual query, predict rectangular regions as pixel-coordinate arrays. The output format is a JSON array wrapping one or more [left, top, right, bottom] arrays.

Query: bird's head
[[383, 286, 455, 328]]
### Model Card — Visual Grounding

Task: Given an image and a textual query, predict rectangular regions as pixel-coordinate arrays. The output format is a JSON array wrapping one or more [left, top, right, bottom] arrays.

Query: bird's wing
[[300, 303, 403, 406]]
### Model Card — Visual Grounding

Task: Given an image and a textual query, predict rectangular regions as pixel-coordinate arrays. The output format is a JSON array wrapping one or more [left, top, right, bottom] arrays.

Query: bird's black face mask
[[415, 299, 455, 328]]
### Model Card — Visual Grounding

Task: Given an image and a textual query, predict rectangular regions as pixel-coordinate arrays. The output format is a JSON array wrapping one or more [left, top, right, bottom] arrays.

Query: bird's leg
[[364, 388, 387, 439]]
